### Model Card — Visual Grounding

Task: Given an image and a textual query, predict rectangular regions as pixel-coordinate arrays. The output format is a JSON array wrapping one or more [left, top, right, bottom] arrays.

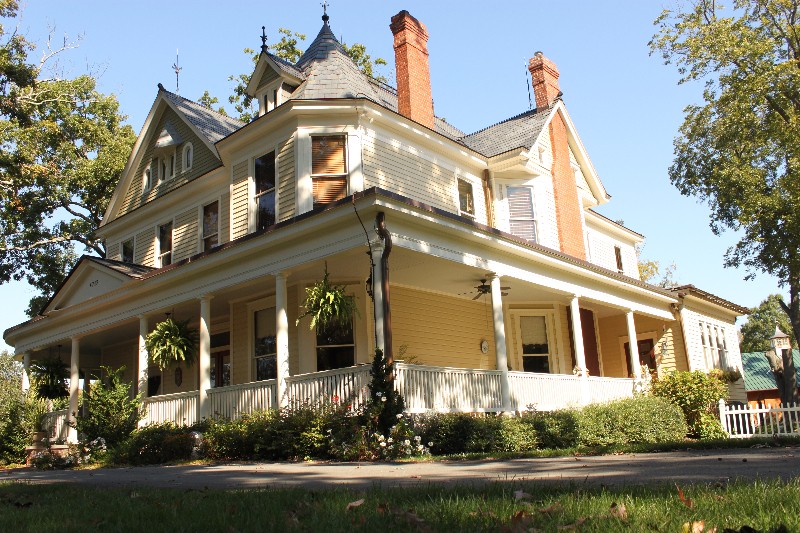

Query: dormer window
[[182, 143, 193, 172], [458, 179, 475, 218], [258, 81, 283, 116], [311, 135, 347, 208]]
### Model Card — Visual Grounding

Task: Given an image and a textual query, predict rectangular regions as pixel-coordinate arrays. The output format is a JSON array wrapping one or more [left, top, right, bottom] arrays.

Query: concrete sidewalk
[[4, 448, 799, 490]]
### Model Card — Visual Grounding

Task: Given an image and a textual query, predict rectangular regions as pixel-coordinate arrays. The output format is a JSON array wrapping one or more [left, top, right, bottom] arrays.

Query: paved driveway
[[4, 448, 799, 490]]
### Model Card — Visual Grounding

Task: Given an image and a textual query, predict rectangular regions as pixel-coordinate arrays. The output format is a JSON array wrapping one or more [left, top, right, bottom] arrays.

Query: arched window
[[182, 143, 193, 173], [143, 168, 152, 192]]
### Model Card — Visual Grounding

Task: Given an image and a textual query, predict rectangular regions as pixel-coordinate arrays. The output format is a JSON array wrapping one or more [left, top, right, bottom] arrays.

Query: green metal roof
[[741, 350, 800, 392]]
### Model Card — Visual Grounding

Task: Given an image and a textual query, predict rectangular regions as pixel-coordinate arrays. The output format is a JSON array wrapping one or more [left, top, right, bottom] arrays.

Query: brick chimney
[[530, 52, 586, 260], [390, 10, 434, 129], [528, 51, 561, 109]]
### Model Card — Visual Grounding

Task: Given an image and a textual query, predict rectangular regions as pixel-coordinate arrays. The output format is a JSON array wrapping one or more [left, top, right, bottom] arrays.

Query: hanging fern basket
[[297, 264, 359, 331], [145, 317, 199, 371]]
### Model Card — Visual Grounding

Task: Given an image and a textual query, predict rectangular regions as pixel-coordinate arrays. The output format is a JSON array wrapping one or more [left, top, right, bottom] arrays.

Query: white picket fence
[[142, 390, 199, 426], [719, 400, 800, 438]]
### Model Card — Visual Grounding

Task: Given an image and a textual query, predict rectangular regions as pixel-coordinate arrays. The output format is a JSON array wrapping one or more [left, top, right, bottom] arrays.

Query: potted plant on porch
[[145, 317, 199, 371], [296, 264, 358, 330]]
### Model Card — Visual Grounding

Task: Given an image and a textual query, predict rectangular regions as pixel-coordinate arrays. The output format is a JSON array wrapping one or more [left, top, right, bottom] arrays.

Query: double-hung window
[[458, 179, 475, 217], [158, 222, 173, 267], [316, 319, 355, 371], [518, 315, 551, 373], [254, 151, 276, 231], [507, 186, 538, 243], [254, 307, 277, 380], [311, 135, 347, 208], [202, 201, 219, 251]]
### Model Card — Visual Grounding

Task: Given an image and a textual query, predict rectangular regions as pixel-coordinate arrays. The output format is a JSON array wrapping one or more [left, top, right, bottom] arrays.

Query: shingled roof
[[460, 107, 552, 157], [87, 256, 155, 279], [160, 89, 244, 145], [741, 350, 800, 392]]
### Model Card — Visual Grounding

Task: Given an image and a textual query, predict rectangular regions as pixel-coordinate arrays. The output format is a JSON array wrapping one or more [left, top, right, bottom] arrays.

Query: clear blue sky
[[0, 1, 785, 351]]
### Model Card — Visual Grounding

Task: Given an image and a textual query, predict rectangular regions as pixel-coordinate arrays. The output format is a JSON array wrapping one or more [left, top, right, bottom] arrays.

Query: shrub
[[651, 370, 728, 437], [697, 412, 728, 440], [417, 413, 537, 455], [74, 366, 143, 447], [115, 423, 197, 465], [203, 417, 254, 460], [520, 410, 580, 449], [577, 396, 687, 447]]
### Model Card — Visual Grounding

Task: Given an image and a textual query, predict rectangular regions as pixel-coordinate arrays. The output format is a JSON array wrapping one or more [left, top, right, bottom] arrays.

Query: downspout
[[673, 292, 691, 370], [376, 212, 393, 366], [482, 169, 495, 228]]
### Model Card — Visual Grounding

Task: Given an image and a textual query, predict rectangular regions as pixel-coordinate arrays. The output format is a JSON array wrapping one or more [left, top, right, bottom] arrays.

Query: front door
[[210, 350, 231, 388], [624, 338, 656, 377]]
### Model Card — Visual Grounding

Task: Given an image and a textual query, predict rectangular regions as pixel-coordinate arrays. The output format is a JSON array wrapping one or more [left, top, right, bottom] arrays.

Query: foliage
[[577, 396, 688, 447], [297, 265, 358, 331], [0, 352, 49, 463], [637, 245, 678, 287], [416, 413, 538, 455], [367, 348, 404, 435], [708, 367, 743, 384], [145, 317, 199, 371], [520, 410, 580, 449], [651, 370, 729, 437], [0, 4, 136, 314], [200, 27, 387, 122], [74, 366, 142, 447], [650, 1, 800, 385], [114, 423, 198, 465], [29, 356, 68, 400], [697, 412, 728, 440], [741, 294, 797, 352]]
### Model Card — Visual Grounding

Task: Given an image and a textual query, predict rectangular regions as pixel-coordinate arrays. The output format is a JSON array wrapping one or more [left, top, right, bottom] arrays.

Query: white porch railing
[[286, 364, 371, 411], [720, 400, 800, 438], [142, 390, 199, 426], [41, 409, 69, 442], [207, 379, 277, 420], [396, 364, 504, 412]]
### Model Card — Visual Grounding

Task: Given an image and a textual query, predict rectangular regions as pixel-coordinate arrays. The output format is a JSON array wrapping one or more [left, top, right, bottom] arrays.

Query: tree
[[637, 244, 678, 287], [0, 3, 136, 315], [650, 1, 800, 386], [741, 294, 797, 352], [200, 27, 388, 122]]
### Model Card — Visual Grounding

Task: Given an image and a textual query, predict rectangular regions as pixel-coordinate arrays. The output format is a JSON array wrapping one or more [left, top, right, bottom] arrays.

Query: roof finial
[[260, 26, 268, 53], [321, 0, 330, 24], [172, 49, 182, 94]]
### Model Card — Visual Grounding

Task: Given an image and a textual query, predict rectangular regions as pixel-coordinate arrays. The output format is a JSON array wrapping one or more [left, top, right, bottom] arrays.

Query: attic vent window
[[458, 179, 475, 217], [182, 143, 193, 173], [312, 135, 347, 208]]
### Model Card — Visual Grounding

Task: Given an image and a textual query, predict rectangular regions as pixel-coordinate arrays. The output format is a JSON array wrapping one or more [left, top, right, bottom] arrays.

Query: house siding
[[390, 286, 496, 369], [596, 315, 686, 378], [277, 135, 296, 222], [106, 242, 120, 261], [362, 129, 487, 224], [117, 107, 219, 219], [585, 226, 638, 277], [173, 207, 198, 263], [219, 191, 230, 244], [681, 307, 742, 373], [257, 66, 281, 92], [231, 161, 249, 239], [134, 227, 155, 266], [231, 301, 249, 385]]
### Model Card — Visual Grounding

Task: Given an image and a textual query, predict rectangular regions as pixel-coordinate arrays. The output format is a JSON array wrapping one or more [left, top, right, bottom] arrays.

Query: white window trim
[[198, 197, 221, 253], [455, 176, 477, 219], [120, 236, 136, 263], [505, 184, 539, 243], [154, 218, 175, 268], [247, 295, 277, 383], [142, 166, 153, 194], [257, 80, 283, 117], [513, 310, 558, 374], [296, 127, 363, 215], [244, 149, 280, 234], [182, 142, 194, 174]]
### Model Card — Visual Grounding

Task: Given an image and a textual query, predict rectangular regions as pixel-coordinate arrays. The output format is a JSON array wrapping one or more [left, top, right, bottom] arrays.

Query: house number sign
[[89, 279, 99, 287]]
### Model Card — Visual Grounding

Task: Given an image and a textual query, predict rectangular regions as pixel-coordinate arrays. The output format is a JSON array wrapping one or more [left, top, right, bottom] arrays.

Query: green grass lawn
[[1, 479, 798, 532]]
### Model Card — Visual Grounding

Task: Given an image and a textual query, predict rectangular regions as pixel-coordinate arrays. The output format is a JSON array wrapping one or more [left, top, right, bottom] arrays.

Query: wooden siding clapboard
[[362, 133, 486, 223], [390, 286, 495, 369], [172, 207, 198, 263], [257, 66, 281, 92], [231, 161, 249, 239], [117, 107, 219, 219], [586, 227, 637, 277], [134, 227, 155, 266], [219, 191, 231, 244], [106, 242, 120, 262], [277, 136, 296, 221]]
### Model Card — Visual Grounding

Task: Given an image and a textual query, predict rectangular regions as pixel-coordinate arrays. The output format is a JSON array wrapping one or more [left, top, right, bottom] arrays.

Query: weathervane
[[172, 49, 182, 94], [322, 0, 329, 23], [260, 26, 268, 54]]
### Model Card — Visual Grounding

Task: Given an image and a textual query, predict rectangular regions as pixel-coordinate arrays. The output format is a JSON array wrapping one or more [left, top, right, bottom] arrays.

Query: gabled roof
[[460, 107, 551, 157], [741, 350, 800, 392], [671, 284, 750, 315], [160, 89, 244, 144]]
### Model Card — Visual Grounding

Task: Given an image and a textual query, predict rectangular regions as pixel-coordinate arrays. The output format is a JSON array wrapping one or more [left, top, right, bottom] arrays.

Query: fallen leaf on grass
[[513, 490, 532, 501], [681, 521, 708, 533], [346, 498, 365, 511], [538, 502, 562, 514], [557, 518, 586, 530], [676, 484, 694, 509], [609, 502, 627, 519]]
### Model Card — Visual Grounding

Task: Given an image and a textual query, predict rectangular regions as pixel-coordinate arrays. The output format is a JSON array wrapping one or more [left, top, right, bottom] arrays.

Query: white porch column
[[569, 296, 587, 377], [490, 274, 512, 412], [625, 310, 642, 379], [68, 337, 80, 443], [370, 243, 385, 353], [21, 353, 30, 394], [198, 295, 213, 421], [275, 272, 290, 408], [137, 315, 149, 397]]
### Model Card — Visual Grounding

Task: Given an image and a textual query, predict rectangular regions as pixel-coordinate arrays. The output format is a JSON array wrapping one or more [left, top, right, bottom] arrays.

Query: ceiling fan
[[470, 278, 510, 300]]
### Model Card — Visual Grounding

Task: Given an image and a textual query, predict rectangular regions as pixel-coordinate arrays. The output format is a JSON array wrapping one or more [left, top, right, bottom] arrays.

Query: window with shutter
[[507, 186, 537, 243], [311, 135, 347, 208]]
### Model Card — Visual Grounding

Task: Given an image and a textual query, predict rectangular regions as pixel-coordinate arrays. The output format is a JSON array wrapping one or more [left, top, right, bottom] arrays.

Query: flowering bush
[[372, 415, 429, 459]]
